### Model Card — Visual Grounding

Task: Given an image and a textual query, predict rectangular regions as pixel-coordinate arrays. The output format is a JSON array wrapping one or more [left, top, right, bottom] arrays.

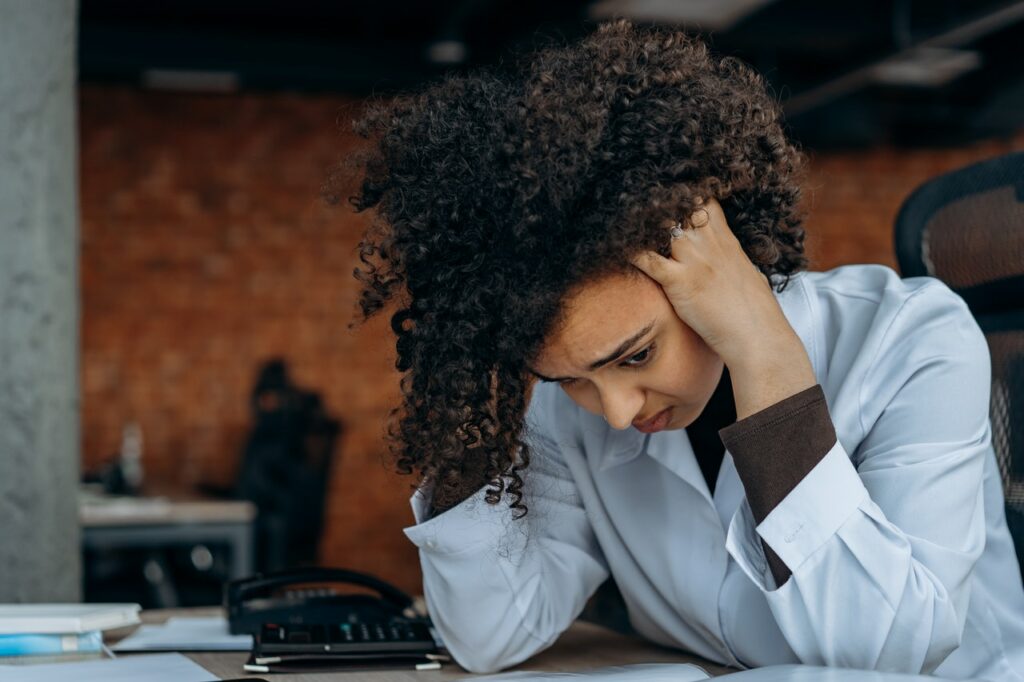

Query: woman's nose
[[599, 385, 644, 431]]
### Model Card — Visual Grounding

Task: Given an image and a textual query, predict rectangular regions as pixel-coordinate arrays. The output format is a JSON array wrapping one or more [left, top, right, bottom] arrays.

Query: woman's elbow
[[430, 606, 553, 673], [450, 650, 513, 674], [442, 632, 547, 674]]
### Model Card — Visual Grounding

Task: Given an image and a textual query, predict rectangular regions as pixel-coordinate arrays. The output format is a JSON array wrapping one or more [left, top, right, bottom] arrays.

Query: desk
[[118, 608, 736, 680], [80, 494, 257, 581]]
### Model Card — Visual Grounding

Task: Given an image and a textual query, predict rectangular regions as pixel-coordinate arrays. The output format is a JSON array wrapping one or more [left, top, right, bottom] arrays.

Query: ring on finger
[[669, 221, 685, 241]]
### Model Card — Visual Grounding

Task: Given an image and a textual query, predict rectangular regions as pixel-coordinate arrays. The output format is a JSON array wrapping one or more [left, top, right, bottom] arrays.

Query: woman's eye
[[552, 343, 654, 387], [623, 345, 654, 367]]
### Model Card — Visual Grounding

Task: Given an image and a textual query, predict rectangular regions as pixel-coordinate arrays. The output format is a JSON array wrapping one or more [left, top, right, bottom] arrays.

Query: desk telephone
[[225, 567, 447, 672]]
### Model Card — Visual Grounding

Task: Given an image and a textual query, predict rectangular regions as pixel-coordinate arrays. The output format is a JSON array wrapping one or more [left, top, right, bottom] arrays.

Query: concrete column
[[0, 0, 81, 601]]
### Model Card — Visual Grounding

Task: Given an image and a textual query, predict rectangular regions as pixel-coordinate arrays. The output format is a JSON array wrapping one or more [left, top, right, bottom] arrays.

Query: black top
[[684, 366, 736, 496]]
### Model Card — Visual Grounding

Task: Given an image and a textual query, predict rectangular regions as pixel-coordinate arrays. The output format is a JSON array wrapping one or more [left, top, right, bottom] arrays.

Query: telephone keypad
[[258, 619, 436, 655]]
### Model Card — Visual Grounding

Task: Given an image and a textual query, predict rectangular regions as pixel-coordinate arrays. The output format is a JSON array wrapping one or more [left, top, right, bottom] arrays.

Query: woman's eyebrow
[[586, 321, 656, 371], [528, 320, 657, 383], [529, 369, 561, 383]]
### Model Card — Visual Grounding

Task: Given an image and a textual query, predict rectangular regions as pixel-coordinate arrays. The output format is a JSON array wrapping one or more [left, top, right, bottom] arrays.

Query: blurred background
[[2, 0, 1023, 607]]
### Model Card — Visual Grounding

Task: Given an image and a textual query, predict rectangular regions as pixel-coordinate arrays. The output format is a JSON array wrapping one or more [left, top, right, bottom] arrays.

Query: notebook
[[0, 604, 140, 635]]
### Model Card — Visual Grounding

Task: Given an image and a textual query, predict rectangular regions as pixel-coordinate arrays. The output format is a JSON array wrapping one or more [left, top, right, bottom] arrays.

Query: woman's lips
[[633, 407, 673, 434]]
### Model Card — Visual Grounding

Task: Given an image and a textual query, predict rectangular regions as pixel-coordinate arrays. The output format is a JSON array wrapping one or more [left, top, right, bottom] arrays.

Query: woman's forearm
[[725, 330, 817, 421], [719, 333, 835, 585]]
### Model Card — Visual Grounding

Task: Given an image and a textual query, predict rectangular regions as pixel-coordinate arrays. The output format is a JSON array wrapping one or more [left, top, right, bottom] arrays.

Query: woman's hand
[[631, 198, 817, 419]]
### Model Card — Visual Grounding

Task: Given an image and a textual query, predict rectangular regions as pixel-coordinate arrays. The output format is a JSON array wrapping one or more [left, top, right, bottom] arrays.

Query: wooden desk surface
[[125, 609, 736, 680]]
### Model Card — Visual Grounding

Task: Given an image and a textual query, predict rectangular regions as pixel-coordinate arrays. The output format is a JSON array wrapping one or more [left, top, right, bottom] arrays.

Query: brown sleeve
[[719, 384, 837, 586]]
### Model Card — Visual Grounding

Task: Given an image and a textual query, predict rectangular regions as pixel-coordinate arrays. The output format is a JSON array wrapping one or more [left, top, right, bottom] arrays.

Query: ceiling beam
[[783, 0, 1024, 117]]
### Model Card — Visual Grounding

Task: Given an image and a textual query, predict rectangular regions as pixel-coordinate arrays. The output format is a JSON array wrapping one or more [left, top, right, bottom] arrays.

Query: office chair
[[235, 359, 342, 571], [894, 150, 1024, 573]]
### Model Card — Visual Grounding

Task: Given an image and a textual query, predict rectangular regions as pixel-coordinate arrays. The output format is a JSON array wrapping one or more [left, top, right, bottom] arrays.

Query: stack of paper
[[0, 604, 140, 658]]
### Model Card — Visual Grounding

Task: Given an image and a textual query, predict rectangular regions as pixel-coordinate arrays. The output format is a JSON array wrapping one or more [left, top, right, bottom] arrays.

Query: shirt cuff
[[725, 442, 868, 591], [403, 483, 500, 555], [725, 499, 781, 592], [755, 440, 868, 573]]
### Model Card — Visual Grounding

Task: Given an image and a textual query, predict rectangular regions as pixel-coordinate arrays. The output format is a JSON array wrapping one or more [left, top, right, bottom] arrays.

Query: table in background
[[81, 491, 256, 607], [113, 608, 736, 680]]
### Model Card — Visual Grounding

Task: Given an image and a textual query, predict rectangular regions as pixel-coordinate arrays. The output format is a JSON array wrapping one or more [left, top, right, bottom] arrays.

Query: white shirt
[[403, 264, 1024, 680]]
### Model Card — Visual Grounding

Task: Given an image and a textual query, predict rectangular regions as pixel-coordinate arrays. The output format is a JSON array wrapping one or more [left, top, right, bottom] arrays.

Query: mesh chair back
[[894, 151, 1024, 567]]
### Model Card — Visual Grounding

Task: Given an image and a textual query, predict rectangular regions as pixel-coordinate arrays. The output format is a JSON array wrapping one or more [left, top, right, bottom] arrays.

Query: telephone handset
[[225, 567, 446, 672], [226, 566, 415, 634]]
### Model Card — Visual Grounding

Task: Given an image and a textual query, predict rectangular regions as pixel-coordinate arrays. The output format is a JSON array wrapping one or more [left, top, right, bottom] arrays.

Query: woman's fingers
[[688, 198, 726, 237], [638, 197, 734, 286], [668, 218, 693, 261], [700, 198, 743, 248], [688, 201, 712, 229], [631, 250, 680, 286]]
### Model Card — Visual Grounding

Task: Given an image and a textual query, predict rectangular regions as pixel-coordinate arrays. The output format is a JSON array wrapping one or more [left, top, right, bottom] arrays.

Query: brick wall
[[79, 86, 419, 590], [79, 84, 1024, 594]]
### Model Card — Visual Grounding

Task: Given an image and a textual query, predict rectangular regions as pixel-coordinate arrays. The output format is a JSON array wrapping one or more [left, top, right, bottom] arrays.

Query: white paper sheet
[[718, 665, 953, 680], [474, 663, 711, 681], [111, 617, 252, 652], [475, 664, 950, 682], [0, 652, 216, 681]]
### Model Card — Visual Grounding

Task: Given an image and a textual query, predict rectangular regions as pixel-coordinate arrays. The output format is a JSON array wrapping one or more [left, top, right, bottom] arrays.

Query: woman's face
[[531, 271, 724, 433]]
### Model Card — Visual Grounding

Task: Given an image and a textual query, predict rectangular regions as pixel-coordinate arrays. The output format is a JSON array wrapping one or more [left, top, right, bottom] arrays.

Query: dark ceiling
[[78, 0, 1024, 148]]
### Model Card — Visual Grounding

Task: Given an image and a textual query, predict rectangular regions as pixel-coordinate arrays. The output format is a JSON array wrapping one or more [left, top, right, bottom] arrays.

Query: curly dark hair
[[345, 19, 806, 516]]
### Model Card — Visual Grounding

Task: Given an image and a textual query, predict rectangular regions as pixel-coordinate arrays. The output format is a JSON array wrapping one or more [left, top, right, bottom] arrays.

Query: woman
[[346, 20, 1024, 679]]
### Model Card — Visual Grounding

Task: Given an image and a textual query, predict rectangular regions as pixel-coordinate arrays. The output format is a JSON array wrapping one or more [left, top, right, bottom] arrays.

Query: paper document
[[717, 665, 950, 680], [0, 652, 216, 681], [474, 663, 949, 681], [111, 616, 252, 652], [474, 663, 710, 681]]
